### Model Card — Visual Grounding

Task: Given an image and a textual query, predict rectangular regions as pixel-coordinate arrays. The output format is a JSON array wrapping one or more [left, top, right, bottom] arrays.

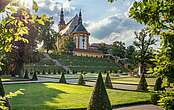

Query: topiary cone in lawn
[[0, 78, 11, 109], [32, 72, 38, 80], [154, 77, 163, 91], [87, 72, 112, 110], [59, 73, 67, 84], [105, 73, 113, 89], [137, 74, 148, 91], [24, 70, 29, 79], [78, 74, 85, 85]]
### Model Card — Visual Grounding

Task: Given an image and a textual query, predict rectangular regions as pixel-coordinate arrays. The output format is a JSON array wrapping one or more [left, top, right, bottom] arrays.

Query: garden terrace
[[4, 83, 150, 110]]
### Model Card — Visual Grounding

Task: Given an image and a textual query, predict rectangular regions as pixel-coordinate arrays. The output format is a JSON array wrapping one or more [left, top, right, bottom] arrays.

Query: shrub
[[59, 73, 66, 83], [42, 70, 45, 75], [58, 70, 61, 74], [53, 69, 57, 74], [24, 70, 29, 79], [78, 74, 85, 85], [137, 74, 148, 91], [32, 72, 38, 80], [37, 71, 40, 75], [154, 77, 163, 91], [105, 73, 113, 89], [158, 91, 174, 110], [48, 69, 51, 74], [66, 71, 70, 74], [151, 92, 161, 105], [87, 73, 112, 110]]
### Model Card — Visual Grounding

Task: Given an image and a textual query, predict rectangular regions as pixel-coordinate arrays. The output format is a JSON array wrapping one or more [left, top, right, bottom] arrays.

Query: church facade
[[55, 8, 103, 58]]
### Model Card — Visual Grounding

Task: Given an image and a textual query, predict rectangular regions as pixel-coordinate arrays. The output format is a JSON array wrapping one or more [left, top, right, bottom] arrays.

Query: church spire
[[59, 8, 65, 25], [59, 8, 65, 31], [78, 10, 82, 24]]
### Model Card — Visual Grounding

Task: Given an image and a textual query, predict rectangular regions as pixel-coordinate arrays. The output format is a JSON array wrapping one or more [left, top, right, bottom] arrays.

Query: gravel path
[[113, 104, 162, 110]]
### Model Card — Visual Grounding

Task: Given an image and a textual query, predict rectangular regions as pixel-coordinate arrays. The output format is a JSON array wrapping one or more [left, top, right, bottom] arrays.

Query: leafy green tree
[[130, 0, 174, 82], [59, 73, 67, 84], [39, 17, 57, 53], [134, 29, 156, 75], [137, 74, 148, 92], [111, 41, 126, 58], [87, 73, 112, 110]]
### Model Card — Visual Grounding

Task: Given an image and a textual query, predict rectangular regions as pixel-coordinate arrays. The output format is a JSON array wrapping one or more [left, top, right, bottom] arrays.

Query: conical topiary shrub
[[0, 78, 5, 97], [87, 73, 112, 110], [48, 69, 51, 74], [42, 70, 45, 75], [32, 72, 38, 80], [78, 74, 85, 85], [53, 69, 57, 74], [59, 73, 66, 83], [24, 70, 29, 79], [0, 78, 11, 109], [137, 74, 148, 91], [105, 73, 113, 89], [154, 77, 163, 91]]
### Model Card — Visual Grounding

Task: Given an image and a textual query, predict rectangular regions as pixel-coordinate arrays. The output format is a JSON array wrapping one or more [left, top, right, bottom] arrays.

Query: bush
[[105, 73, 113, 89], [78, 74, 85, 85], [137, 74, 148, 92], [42, 70, 45, 75], [48, 69, 51, 74], [59, 73, 66, 84], [154, 77, 163, 91], [151, 92, 161, 105], [158, 91, 174, 110], [53, 69, 57, 74], [32, 72, 38, 80], [87, 73, 112, 110], [24, 70, 29, 79]]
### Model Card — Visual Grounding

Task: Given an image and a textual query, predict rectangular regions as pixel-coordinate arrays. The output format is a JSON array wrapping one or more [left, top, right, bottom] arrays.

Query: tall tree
[[111, 41, 126, 58], [39, 17, 57, 53], [130, 0, 174, 82], [134, 29, 156, 75]]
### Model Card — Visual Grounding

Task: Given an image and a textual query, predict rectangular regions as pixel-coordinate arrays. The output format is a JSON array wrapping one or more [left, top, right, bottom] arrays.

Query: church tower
[[58, 8, 66, 31], [72, 10, 90, 50]]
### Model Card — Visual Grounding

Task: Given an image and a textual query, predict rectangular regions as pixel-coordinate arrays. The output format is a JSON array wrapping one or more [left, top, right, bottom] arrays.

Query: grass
[[112, 77, 156, 85], [4, 83, 150, 110], [49, 54, 121, 72], [1, 75, 11, 81]]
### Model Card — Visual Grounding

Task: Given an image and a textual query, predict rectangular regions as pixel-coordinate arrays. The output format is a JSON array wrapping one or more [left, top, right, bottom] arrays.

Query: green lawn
[[4, 83, 150, 110], [112, 77, 156, 85]]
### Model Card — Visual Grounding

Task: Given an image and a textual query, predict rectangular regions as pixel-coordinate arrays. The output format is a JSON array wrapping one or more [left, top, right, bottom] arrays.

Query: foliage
[[137, 75, 148, 92], [39, 17, 57, 53], [151, 92, 161, 105], [87, 73, 112, 110], [98, 43, 109, 54], [158, 91, 174, 110], [105, 73, 113, 89], [24, 70, 29, 79], [32, 72, 38, 80], [134, 29, 156, 75], [111, 41, 126, 58], [154, 77, 163, 91], [59, 73, 66, 84], [130, 0, 174, 82], [78, 74, 85, 85]]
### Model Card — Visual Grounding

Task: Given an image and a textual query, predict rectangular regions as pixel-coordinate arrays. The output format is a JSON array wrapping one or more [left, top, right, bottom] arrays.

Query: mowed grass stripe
[[4, 83, 150, 110]]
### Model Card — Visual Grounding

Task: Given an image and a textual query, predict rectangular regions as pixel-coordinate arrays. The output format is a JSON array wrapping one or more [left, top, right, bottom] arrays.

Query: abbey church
[[56, 8, 103, 58]]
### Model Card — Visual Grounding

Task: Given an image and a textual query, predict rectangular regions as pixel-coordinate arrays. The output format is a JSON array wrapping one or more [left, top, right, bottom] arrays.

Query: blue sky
[[1, 0, 143, 46]]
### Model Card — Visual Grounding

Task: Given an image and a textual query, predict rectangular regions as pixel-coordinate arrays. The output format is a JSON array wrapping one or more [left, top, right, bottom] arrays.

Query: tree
[[87, 73, 112, 110], [59, 73, 67, 84], [111, 41, 126, 58], [98, 43, 109, 54], [134, 29, 156, 75], [105, 73, 113, 89], [32, 71, 38, 80], [130, 0, 174, 82], [39, 17, 57, 53], [78, 74, 85, 85], [154, 77, 163, 91]]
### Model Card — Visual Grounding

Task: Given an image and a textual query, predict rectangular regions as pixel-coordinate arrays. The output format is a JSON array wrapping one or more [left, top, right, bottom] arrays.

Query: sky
[[0, 0, 144, 46], [34, 0, 145, 46]]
